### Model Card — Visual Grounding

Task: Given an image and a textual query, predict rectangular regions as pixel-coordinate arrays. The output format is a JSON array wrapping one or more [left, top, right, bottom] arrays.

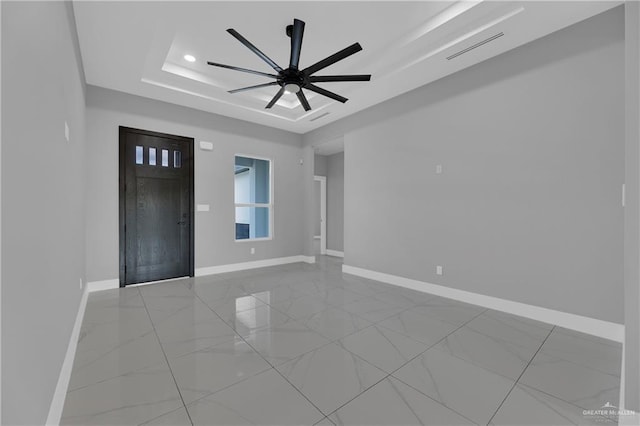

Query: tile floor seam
[[138, 405, 188, 426], [322, 308, 489, 424], [138, 287, 195, 426], [186, 285, 329, 421], [70, 327, 157, 374], [509, 382, 620, 423], [166, 366, 279, 412], [208, 287, 376, 349], [486, 325, 557, 425], [66, 358, 171, 395], [377, 308, 489, 357], [514, 379, 622, 419], [429, 324, 550, 384], [531, 342, 623, 379], [535, 352, 622, 380], [324, 368, 480, 426], [192, 272, 416, 421], [385, 372, 484, 426], [512, 330, 622, 420], [277, 303, 374, 343], [340, 300, 418, 326]]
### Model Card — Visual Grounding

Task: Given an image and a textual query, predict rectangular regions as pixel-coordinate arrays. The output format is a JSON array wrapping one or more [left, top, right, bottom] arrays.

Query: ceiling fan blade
[[308, 74, 371, 83], [289, 19, 305, 70], [207, 61, 278, 79], [228, 81, 279, 94], [296, 90, 311, 111], [302, 43, 362, 76], [265, 86, 286, 109], [304, 84, 348, 103], [227, 28, 283, 73]]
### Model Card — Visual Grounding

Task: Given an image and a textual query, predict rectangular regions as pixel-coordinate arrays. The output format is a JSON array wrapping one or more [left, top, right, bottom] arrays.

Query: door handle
[[177, 221, 187, 225]]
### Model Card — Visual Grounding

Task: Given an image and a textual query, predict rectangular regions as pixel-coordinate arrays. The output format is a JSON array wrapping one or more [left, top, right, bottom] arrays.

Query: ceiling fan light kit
[[207, 18, 371, 111]]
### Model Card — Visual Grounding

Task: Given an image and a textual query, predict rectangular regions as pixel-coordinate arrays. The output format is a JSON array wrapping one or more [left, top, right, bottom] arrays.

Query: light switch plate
[[65, 121, 70, 142], [199, 141, 213, 151], [197, 204, 210, 212], [436, 265, 443, 275], [436, 164, 442, 174]]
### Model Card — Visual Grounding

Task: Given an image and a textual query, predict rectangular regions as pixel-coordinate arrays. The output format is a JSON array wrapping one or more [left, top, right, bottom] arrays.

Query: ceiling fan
[[207, 19, 371, 111]]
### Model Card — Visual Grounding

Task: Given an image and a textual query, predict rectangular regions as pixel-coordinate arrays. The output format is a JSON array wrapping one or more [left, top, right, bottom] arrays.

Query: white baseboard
[[86, 279, 119, 292], [196, 255, 314, 276], [326, 250, 344, 258], [342, 264, 624, 343], [87, 256, 317, 290], [46, 287, 89, 425], [620, 341, 626, 410]]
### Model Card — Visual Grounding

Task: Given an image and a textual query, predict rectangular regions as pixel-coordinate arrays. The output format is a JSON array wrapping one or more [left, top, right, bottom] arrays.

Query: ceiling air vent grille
[[446, 32, 504, 61], [310, 112, 330, 122]]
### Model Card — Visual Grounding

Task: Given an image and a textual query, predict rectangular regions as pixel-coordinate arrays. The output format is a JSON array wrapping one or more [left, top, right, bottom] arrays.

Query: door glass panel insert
[[149, 147, 157, 166], [162, 149, 169, 167], [135, 146, 144, 164]]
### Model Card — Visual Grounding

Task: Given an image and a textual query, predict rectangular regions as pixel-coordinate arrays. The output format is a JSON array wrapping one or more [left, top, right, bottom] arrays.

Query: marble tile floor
[[61, 256, 622, 425]]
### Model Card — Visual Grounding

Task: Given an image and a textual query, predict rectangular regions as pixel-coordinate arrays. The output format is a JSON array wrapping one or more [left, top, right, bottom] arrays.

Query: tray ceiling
[[73, 1, 620, 134]]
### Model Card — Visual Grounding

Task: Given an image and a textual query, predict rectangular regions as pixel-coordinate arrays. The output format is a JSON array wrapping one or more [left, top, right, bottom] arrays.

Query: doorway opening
[[314, 175, 327, 255]]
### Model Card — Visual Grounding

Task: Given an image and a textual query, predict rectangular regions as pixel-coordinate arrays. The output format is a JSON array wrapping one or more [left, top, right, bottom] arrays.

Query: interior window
[[234, 156, 271, 240]]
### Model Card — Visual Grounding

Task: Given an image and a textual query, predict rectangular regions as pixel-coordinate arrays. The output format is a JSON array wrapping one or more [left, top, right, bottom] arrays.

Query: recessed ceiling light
[[183, 54, 196, 63]]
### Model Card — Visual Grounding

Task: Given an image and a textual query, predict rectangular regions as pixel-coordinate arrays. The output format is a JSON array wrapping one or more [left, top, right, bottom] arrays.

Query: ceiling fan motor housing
[[278, 68, 305, 88]]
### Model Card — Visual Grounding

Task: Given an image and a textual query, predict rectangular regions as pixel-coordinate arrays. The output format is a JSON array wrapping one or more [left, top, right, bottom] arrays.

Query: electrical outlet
[[436, 265, 443, 276], [79, 278, 83, 290], [251, 247, 255, 255]]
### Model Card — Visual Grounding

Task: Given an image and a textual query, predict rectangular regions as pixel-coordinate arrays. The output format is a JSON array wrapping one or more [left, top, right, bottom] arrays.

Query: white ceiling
[[73, 1, 619, 135]]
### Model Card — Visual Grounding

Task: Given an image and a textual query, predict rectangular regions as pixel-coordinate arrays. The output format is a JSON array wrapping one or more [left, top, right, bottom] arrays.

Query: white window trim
[[234, 154, 274, 242]]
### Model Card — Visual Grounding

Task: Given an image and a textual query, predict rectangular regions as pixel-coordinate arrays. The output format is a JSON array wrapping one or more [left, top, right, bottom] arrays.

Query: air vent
[[310, 112, 330, 122], [446, 32, 504, 61]]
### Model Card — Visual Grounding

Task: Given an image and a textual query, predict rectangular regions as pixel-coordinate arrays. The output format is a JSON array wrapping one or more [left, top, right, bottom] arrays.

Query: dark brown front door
[[119, 127, 194, 286]]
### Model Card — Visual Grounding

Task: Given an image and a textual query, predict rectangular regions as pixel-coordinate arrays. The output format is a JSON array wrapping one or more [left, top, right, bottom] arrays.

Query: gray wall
[[317, 8, 624, 324], [85, 87, 304, 282], [314, 154, 327, 176], [1, 2, 87, 424], [326, 152, 345, 252], [624, 1, 640, 412]]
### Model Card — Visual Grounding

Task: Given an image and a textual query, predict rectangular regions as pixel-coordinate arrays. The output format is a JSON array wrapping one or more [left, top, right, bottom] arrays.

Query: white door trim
[[314, 176, 327, 255]]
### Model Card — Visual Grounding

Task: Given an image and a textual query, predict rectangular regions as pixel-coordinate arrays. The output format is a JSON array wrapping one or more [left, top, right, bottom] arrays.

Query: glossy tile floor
[[61, 256, 622, 425]]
